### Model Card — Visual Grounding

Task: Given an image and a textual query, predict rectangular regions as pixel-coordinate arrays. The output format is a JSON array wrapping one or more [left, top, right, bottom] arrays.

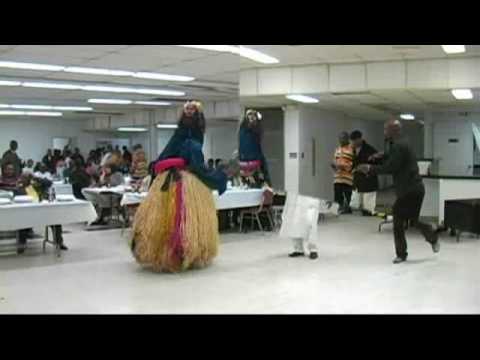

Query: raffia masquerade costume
[[131, 102, 228, 273]]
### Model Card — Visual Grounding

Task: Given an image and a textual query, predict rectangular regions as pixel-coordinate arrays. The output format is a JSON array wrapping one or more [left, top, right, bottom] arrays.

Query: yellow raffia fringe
[[131, 170, 219, 273]]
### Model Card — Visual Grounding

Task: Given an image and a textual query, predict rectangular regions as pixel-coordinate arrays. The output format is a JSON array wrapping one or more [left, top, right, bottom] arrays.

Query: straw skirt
[[131, 170, 219, 273]]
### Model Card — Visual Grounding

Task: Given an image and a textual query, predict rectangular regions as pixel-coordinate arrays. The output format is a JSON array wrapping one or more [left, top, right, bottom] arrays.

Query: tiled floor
[[1, 213, 479, 314]]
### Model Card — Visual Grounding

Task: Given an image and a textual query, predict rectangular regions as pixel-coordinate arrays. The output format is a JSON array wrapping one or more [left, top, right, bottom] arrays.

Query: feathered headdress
[[246, 109, 262, 121], [184, 100, 204, 113]]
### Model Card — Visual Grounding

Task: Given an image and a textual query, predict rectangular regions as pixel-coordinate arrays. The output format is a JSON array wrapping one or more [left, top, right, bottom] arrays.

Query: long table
[[0, 200, 97, 256], [84, 186, 265, 210]]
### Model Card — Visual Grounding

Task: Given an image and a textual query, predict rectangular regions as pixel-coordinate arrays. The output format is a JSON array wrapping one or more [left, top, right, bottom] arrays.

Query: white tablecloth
[[82, 186, 129, 197], [0, 200, 97, 232], [121, 192, 149, 206], [53, 182, 73, 195], [214, 189, 264, 210], [116, 188, 264, 210]]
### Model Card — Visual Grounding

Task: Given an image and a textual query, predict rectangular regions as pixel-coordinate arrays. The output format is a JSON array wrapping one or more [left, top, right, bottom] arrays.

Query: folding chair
[[239, 189, 275, 233]]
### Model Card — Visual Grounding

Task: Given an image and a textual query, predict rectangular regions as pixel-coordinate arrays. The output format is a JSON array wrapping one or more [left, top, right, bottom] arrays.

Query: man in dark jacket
[[2, 140, 22, 177], [357, 119, 440, 264], [351, 131, 379, 216]]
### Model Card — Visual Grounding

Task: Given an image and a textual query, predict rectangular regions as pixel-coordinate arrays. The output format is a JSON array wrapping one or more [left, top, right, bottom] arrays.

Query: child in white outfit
[[280, 193, 320, 260]]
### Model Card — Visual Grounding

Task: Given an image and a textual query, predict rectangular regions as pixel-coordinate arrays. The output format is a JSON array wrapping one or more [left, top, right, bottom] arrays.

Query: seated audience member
[[63, 150, 73, 168], [22, 159, 35, 175], [100, 145, 113, 167], [71, 148, 85, 166], [86, 150, 97, 164], [56, 159, 67, 180], [107, 149, 123, 168], [13, 174, 68, 254], [52, 149, 63, 169], [137, 161, 155, 193], [90, 164, 125, 226], [86, 161, 99, 177], [122, 146, 132, 166], [70, 159, 92, 200], [215, 159, 222, 169], [33, 162, 42, 173], [132, 144, 143, 152], [42, 149, 55, 173], [207, 158, 215, 171], [131, 149, 149, 180], [100, 164, 125, 188], [34, 163, 53, 181], [0, 163, 19, 191]]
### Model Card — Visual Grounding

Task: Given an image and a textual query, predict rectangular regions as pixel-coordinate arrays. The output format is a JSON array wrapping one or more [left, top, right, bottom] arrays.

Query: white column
[[148, 110, 157, 161], [284, 105, 301, 194]]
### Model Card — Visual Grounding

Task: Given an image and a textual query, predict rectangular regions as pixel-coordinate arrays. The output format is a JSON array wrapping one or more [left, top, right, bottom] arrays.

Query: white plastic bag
[[350, 190, 361, 210]]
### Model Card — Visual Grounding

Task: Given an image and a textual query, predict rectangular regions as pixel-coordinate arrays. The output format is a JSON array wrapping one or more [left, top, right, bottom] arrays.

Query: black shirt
[[353, 141, 379, 193], [372, 137, 423, 198]]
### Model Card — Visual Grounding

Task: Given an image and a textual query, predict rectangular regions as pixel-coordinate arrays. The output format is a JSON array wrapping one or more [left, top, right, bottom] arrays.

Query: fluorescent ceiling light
[[441, 45, 466, 54], [0, 111, 25, 115], [117, 127, 148, 132], [1, 80, 186, 97], [134, 88, 185, 96], [53, 106, 93, 111], [0, 60, 193, 82], [238, 46, 279, 64], [11, 104, 53, 110], [135, 101, 172, 106], [0, 110, 62, 116], [400, 114, 415, 120], [286, 94, 320, 104], [0, 61, 64, 71], [177, 45, 279, 64], [0, 104, 92, 111], [134, 72, 194, 82], [178, 45, 238, 52], [88, 99, 132, 105], [83, 85, 185, 96], [156, 124, 178, 129], [82, 85, 136, 93], [64, 67, 134, 77], [452, 89, 473, 100], [25, 111, 62, 117], [23, 82, 83, 90], [0, 80, 21, 86]]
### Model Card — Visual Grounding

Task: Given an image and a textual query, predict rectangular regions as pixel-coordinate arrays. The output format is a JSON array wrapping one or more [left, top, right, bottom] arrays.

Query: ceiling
[[240, 45, 480, 120], [2, 45, 480, 122], [0, 45, 239, 118], [240, 45, 480, 68]]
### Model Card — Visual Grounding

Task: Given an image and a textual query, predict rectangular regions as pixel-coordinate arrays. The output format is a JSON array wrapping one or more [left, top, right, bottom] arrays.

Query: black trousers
[[392, 188, 434, 259], [334, 183, 353, 209], [17, 226, 64, 247]]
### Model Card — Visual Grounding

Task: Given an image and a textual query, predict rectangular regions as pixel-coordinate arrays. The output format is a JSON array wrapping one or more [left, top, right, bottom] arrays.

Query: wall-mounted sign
[[289, 152, 298, 159], [448, 139, 459, 144]]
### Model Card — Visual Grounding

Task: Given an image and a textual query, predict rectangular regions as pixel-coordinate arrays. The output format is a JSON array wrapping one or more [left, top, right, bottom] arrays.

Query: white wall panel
[[258, 68, 292, 95], [407, 59, 449, 89], [239, 69, 258, 96], [330, 64, 366, 92], [367, 61, 406, 90], [292, 65, 329, 94]]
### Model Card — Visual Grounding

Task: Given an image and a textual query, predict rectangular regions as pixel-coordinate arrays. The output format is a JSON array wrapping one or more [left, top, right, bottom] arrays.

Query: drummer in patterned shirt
[[331, 132, 355, 214]]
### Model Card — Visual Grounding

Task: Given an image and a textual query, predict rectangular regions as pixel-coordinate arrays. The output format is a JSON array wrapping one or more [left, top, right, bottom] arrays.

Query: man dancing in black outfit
[[357, 119, 440, 264]]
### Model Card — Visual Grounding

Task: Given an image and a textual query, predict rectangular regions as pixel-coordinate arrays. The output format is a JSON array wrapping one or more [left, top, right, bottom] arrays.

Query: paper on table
[[14, 196, 34, 204], [0, 198, 12, 205]]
